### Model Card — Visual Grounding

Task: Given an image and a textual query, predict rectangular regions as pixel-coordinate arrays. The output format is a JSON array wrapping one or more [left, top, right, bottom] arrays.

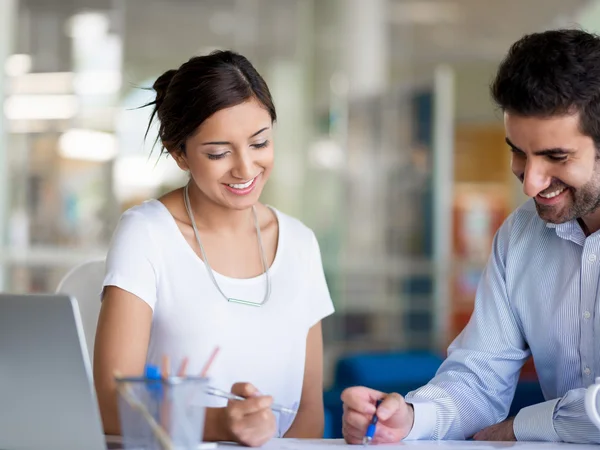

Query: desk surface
[[257, 439, 598, 450], [107, 436, 598, 450]]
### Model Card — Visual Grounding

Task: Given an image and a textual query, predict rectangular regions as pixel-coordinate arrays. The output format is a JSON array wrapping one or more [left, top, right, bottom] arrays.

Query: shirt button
[[589, 254, 597, 262], [585, 367, 592, 376], [584, 311, 592, 319]]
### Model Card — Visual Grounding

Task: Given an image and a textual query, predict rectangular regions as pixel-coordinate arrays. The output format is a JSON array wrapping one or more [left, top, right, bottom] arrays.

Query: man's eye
[[547, 155, 567, 162]]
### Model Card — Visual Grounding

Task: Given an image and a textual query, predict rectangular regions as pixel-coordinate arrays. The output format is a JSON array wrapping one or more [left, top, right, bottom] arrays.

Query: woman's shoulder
[[119, 198, 170, 222], [108, 199, 178, 262], [113, 199, 174, 240], [266, 205, 317, 245]]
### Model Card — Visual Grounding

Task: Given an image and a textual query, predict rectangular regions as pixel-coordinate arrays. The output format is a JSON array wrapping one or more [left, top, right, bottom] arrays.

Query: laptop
[[0, 293, 109, 450]]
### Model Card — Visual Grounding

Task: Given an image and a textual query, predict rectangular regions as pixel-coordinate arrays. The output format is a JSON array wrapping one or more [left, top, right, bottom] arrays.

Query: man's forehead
[[503, 112, 589, 149]]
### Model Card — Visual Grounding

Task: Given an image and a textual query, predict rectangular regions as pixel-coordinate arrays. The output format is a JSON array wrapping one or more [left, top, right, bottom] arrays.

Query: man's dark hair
[[491, 29, 600, 147]]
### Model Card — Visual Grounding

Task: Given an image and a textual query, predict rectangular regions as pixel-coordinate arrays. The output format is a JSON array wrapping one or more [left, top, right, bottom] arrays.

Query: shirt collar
[[546, 220, 586, 246]]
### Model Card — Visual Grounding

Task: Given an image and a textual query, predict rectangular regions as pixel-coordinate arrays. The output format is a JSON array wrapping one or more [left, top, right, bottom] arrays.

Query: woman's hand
[[223, 382, 277, 447]]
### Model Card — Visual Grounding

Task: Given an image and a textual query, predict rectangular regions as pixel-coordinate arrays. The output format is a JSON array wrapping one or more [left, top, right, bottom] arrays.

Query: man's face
[[505, 112, 600, 224]]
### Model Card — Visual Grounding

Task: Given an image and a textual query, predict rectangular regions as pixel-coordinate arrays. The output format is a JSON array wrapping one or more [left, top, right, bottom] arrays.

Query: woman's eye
[[252, 140, 269, 149], [207, 153, 227, 160]]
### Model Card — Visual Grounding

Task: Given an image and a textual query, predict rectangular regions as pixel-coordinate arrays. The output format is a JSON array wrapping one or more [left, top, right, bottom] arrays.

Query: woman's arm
[[94, 287, 234, 440], [93, 286, 154, 435], [284, 321, 326, 438], [94, 286, 274, 444]]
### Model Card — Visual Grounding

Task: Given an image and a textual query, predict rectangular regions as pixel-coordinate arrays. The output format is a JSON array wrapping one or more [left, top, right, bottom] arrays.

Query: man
[[342, 28, 600, 444]]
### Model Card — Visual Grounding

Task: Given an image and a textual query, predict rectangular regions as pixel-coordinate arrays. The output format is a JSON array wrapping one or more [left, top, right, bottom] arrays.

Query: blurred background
[[1, 0, 599, 437]]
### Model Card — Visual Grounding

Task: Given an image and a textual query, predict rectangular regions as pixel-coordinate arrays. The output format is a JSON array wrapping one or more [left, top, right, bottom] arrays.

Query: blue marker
[[145, 364, 162, 394], [362, 399, 383, 445], [144, 364, 164, 419], [145, 364, 161, 379]]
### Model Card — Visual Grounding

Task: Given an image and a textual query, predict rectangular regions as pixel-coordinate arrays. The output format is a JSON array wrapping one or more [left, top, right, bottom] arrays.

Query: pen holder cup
[[116, 376, 209, 450]]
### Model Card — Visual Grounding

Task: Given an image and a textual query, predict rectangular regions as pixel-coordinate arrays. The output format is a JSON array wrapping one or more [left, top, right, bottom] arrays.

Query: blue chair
[[323, 407, 334, 438], [323, 351, 444, 438], [509, 381, 545, 417], [332, 351, 444, 388]]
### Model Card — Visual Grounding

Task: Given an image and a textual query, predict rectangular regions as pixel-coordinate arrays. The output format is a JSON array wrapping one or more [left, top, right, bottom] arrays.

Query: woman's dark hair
[[146, 50, 276, 155], [491, 29, 600, 147]]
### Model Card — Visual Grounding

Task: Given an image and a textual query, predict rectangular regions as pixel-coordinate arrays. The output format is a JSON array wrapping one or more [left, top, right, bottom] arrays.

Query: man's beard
[[535, 178, 600, 224]]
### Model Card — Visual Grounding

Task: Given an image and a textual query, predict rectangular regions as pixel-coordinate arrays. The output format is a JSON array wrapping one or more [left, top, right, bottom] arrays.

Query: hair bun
[[153, 69, 177, 109]]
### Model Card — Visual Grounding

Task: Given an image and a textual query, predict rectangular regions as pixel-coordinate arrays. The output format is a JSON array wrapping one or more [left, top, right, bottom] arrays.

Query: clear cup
[[115, 376, 208, 450]]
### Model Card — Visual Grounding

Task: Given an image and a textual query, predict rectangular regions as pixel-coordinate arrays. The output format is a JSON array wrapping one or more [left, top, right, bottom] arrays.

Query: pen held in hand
[[363, 398, 383, 446], [205, 386, 297, 415]]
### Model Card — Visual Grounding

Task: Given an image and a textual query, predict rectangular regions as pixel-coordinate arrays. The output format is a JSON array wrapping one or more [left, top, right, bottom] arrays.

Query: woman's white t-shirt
[[102, 199, 334, 436]]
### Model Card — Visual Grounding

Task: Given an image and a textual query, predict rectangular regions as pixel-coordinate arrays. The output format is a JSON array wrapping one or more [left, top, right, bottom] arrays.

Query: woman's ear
[[169, 144, 189, 171]]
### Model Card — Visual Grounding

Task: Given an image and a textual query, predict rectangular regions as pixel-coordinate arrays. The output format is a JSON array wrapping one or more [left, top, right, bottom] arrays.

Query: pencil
[[205, 386, 297, 415], [114, 371, 174, 450]]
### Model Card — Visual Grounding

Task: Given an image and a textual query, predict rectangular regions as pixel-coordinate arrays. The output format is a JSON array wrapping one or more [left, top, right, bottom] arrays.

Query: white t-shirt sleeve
[[306, 232, 335, 327], [103, 209, 159, 310]]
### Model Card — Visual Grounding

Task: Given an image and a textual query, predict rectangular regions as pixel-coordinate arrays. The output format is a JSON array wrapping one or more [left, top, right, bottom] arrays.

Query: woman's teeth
[[228, 178, 254, 189]]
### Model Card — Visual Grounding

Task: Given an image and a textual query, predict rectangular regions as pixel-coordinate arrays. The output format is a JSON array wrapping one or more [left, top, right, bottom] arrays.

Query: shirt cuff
[[513, 398, 561, 442], [403, 400, 436, 440]]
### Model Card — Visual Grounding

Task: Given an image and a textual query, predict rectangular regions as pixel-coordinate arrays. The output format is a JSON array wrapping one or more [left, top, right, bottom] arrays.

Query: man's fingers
[[342, 422, 364, 444], [343, 409, 372, 430], [343, 423, 399, 445], [377, 393, 406, 421], [342, 418, 365, 438], [372, 423, 401, 442], [341, 387, 383, 414]]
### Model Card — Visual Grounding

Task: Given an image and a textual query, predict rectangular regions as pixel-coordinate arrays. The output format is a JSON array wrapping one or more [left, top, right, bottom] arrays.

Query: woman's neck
[[184, 183, 256, 234]]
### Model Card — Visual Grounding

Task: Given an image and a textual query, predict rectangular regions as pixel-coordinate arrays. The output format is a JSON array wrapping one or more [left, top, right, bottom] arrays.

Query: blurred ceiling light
[[4, 95, 78, 120], [113, 155, 184, 202], [8, 72, 73, 95], [309, 138, 345, 170], [73, 71, 122, 95], [59, 129, 117, 162], [5, 54, 32, 77], [9, 120, 51, 134], [390, 1, 461, 25], [66, 11, 110, 39]]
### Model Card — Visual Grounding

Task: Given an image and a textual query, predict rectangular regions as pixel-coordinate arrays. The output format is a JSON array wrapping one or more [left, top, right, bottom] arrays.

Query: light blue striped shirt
[[404, 199, 600, 443]]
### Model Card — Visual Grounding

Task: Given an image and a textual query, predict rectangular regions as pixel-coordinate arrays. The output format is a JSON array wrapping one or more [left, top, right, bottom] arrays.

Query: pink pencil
[[200, 346, 220, 378]]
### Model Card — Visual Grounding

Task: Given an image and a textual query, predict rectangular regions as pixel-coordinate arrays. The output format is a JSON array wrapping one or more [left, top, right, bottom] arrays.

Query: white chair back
[[56, 259, 105, 365]]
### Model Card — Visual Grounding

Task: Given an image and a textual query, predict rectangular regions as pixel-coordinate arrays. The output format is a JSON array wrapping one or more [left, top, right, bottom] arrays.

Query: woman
[[94, 50, 334, 447]]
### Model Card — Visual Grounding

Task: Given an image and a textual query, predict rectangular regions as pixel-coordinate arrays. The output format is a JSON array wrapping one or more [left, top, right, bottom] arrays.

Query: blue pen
[[363, 399, 383, 445]]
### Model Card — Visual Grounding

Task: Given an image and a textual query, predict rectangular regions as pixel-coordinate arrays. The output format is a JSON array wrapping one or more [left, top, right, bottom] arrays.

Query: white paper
[[258, 438, 598, 450]]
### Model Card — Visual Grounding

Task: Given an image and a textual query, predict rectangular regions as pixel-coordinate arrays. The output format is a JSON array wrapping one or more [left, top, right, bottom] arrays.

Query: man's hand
[[473, 418, 516, 441], [341, 387, 414, 444]]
